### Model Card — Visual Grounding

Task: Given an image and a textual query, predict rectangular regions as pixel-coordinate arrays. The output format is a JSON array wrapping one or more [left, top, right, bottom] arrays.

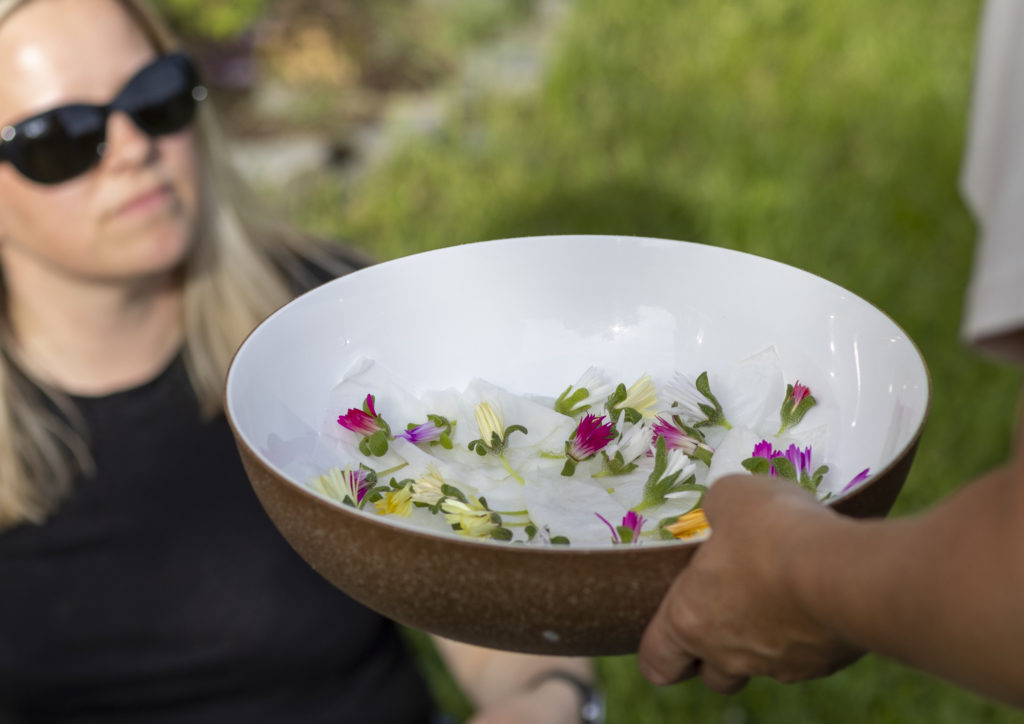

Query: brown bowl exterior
[[233, 431, 921, 656]]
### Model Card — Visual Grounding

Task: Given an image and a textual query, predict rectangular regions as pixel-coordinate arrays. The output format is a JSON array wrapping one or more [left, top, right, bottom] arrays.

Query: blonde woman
[[0, 0, 594, 721]]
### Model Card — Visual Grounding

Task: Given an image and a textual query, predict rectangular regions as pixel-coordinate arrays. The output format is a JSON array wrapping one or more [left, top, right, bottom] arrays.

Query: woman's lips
[[113, 184, 173, 217]]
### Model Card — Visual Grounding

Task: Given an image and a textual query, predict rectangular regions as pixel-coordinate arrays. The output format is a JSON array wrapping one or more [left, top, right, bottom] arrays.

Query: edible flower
[[634, 436, 704, 511], [441, 495, 504, 539], [606, 374, 660, 423], [664, 509, 710, 539], [593, 414, 646, 478], [742, 440, 829, 493], [595, 511, 646, 544], [778, 381, 817, 434], [562, 414, 616, 476], [468, 401, 528, 483], [554, 367, 613, 417], [410, 469, 448, 507], [337, 394, 392, 456], [374, 481, 413, 517], [397, 414, 454, 449], [309, 466, 376, 509], [651, 417, 714, 466]]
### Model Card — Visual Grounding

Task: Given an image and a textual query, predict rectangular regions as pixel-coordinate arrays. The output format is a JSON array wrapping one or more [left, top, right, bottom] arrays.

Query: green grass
[[280, 0, 1024, 720]]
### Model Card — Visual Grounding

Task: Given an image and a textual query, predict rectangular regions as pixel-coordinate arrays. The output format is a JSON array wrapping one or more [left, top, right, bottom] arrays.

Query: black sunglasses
[[0, 52, 206, 185]]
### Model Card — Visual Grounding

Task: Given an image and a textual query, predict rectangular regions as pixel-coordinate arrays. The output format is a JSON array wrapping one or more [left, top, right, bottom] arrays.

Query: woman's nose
[[100, 110, 156, 170]]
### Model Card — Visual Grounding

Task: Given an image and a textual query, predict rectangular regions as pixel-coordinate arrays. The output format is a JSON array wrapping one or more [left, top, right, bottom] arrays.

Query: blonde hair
[[0, 0, 351, 529]]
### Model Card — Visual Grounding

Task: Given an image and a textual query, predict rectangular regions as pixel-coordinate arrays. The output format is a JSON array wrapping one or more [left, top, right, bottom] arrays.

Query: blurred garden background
[[156, 0, 1023, 721]]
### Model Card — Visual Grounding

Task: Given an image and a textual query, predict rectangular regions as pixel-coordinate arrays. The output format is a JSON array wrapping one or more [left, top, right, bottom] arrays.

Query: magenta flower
[[561, 414, 616, 475], [842, 468, 871, 493], [568, 414, 616, 461], [337, 394, 385, 435], [651, 417, 714, 465], [595, 511, 646, 544], [751, 439, 783, 475], [337, 394, 392, 456]]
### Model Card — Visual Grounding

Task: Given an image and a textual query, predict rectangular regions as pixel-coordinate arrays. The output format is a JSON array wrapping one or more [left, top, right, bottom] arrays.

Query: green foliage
[[151, 0, 267, 40]]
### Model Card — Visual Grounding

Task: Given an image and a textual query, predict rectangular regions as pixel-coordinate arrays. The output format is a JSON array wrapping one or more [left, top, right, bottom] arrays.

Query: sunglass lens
[[12, 106, 106, 184], [120, 55, 199, 136]]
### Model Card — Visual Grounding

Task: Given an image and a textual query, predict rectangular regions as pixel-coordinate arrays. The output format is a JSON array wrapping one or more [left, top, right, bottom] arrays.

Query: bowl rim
[[225, 234, 933, 551]]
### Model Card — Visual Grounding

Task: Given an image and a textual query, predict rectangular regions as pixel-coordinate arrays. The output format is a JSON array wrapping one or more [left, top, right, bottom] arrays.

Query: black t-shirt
[[0, 258, 435, 723]]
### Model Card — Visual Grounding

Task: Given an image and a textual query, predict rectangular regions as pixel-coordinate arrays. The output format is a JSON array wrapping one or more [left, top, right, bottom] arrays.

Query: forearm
[[790, 459, 1024, 704], [432, 635, 593, 712]]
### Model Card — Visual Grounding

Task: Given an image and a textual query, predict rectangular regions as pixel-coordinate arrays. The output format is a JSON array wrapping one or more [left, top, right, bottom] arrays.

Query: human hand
[[637, 473, 863, 693], [466, 675, 585, 724]]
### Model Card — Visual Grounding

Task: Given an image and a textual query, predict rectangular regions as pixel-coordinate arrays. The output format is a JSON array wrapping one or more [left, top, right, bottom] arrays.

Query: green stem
[[377, 462, 409, 478], [499, 454, 525, 484]]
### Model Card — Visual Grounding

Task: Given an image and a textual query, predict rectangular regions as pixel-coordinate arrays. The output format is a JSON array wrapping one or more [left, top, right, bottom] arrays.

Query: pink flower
[[788, 381, 811, 411], [595, 511, 647, 544], [337, 394, 385, 436], [651, 417, 714, 460], [567, 414, 616, 462]]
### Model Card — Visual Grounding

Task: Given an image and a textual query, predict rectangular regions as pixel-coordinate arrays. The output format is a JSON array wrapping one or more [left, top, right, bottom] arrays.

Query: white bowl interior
[[227, 235, 929, 531]]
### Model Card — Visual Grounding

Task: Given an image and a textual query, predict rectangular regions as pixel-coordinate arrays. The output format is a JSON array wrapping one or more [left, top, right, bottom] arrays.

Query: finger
[[701, 473, 762, 518], [698, 661, 749, 695], [637, 578, 701, 685]]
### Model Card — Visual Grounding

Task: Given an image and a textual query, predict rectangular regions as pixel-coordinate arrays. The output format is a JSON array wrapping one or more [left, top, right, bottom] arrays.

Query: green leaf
[[554, 386, 591, 417], [551, 536, 571, 545], [772, 456, 797, 481], [491, 527, 514, 541], [367, 430, 390, 457], [742, 456, 772, 475], [441, 484, 467, 503]]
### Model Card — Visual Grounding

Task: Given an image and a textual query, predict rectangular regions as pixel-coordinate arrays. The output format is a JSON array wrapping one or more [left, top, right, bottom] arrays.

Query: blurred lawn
[[279, 0, 1024, 720]]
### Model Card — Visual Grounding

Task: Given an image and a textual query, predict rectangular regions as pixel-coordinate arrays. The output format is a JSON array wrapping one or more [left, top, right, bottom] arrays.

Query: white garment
[[961, 0, 1024, 362]]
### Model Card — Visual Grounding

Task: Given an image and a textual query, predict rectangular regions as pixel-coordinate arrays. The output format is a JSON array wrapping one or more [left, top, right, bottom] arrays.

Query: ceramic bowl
[[225, 235, 930, 655]]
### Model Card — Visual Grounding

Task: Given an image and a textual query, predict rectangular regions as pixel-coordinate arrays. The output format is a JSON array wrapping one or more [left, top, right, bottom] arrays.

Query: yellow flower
[[665, 508, 710, 539], [410, 469, 447, 506], [474, 401, 505, 446], [374, 484, 413, 517], [613, 374, 660, 419], [441, 496, 500, 538]]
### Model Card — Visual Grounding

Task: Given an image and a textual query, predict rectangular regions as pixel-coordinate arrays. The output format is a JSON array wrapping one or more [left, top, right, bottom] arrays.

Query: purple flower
[[752, 439, 783, 475], [337, 394, 385, 436], [397, 421, 444, 444], [783, 444, 813, 478], [842, 468, 871, 493], [345, 468, 373, 504], [595, 511, 647, 544], [747, 440, 830, 494], [567, 414, 616, 462]]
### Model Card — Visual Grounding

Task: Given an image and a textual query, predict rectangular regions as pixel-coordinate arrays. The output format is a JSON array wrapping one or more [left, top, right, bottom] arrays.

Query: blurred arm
[[432, 636, 594, 724]]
